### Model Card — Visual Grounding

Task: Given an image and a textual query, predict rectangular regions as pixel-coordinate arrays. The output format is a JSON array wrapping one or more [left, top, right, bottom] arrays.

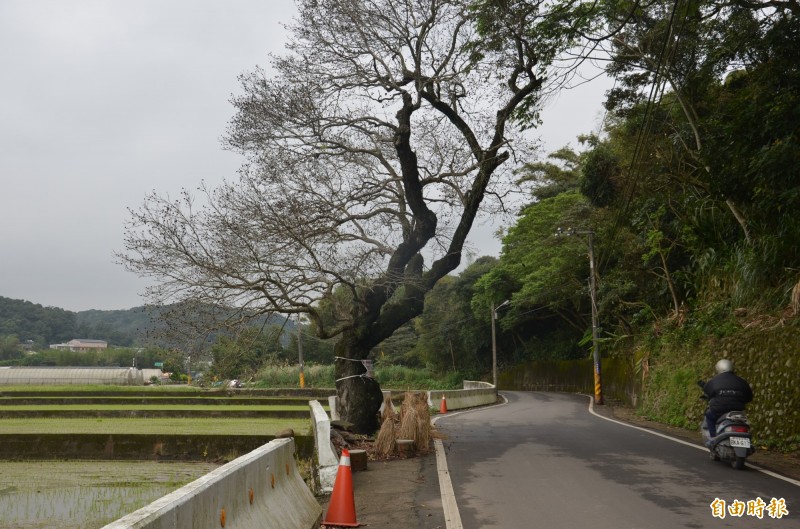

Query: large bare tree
[[120, 0, 563, 432]]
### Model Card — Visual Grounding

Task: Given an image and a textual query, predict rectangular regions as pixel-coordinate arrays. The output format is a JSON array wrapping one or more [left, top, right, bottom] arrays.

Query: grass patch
[[253, 363, 335, 388], [0, 384, 201, 393], [375, 366, 465, 390], [253, 363, 467, 390], [0, 404, 324, 412]]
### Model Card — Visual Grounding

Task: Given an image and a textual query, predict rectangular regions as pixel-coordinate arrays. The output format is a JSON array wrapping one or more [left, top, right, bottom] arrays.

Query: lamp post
[[491, 299, 510, 388], [556, 227, 603, 405]]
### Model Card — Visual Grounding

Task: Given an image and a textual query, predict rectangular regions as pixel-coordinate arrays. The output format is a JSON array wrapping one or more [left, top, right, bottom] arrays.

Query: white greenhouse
[[0, 366, 145, 386]]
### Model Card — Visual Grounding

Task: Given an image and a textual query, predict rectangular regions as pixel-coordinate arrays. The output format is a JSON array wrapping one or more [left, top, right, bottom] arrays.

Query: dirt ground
[[607, 403, 800, 482]]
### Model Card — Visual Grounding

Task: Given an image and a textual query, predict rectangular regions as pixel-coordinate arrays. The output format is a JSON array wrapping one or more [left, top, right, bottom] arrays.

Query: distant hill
[[75, 307, 153, 347], [0, 296, 291, 350], [0, 296, 152, 347]]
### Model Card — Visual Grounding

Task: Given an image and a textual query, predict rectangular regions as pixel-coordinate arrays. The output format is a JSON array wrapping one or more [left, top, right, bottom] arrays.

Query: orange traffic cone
[[323, 449, 359, 527], [440, 395, 447, 414]]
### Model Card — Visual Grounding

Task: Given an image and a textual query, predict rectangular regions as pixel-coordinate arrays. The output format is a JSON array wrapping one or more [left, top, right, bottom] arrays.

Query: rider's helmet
[[715, 358, 734, 374]]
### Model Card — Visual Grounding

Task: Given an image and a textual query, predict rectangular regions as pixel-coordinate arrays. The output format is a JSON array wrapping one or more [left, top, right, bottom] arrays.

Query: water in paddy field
[[0, 460, 220, 529]]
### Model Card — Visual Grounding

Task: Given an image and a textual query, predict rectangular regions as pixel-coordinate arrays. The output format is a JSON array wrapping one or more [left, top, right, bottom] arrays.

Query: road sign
[[154, 362, 163, 367]]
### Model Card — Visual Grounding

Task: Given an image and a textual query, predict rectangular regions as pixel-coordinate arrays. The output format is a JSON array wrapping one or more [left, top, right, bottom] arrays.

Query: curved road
[[436, 391, 798, 528]]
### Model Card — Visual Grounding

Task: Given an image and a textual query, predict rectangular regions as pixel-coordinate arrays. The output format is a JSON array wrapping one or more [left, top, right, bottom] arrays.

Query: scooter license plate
[[729, 437, 751, 448]]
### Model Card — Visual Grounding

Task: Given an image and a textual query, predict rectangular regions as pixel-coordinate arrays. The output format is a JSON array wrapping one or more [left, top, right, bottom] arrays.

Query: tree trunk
[[334, 335, 384, 434]]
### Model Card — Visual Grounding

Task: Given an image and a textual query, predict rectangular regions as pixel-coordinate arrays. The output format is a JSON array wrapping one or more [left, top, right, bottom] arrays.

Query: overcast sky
[[0, 0, 609, 313]]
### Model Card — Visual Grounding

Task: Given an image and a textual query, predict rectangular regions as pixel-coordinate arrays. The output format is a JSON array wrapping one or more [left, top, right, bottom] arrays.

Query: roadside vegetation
[[252, 364, 465, 391]]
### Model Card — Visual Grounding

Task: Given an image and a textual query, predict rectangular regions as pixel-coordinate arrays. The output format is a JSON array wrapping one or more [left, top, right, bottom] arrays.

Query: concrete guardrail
[[101, 438, 321, 529], [310, 400, 339, 493], [428, 380, 497, 410]]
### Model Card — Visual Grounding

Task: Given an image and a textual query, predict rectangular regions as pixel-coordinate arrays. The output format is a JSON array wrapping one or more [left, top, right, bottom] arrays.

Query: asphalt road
[[436, 391, 799, 529]]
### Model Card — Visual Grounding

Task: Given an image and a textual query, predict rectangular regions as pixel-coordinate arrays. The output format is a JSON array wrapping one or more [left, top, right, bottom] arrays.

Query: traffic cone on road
[[322, 449, 359, 527], [440, 395, 447, 414]]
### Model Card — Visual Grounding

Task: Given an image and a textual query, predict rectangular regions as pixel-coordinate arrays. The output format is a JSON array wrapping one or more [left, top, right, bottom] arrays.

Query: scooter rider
[[699, 359, 753, 445]]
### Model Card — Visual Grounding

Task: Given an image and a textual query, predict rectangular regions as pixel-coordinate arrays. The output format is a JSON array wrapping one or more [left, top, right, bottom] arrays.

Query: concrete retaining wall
[[310, 400, 339, 493], [498, 357, 637, 405], [101, 438, 321, 529], [0, 433, 315, 461]]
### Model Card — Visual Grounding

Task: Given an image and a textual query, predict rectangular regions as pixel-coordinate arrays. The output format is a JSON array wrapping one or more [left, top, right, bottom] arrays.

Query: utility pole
[[556, 227, 603, 405], [586, 231, 603, 405], [297, 315, 305, 388], [491, 299, 510, 388]]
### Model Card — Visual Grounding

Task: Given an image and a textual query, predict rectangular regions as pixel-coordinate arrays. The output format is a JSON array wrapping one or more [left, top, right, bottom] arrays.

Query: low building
[[49, 339, 108, 352]]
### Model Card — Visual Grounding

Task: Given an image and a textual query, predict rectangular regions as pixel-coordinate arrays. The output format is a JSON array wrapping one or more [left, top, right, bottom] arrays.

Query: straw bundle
[[374, 415, 396, 457], [398, 405, 419, 441], [381, 393, 395, 424], [395, 392, 433, 453]]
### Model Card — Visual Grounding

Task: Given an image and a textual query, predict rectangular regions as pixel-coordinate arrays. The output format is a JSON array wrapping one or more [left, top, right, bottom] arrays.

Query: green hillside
[[0, 296, 151, 351]]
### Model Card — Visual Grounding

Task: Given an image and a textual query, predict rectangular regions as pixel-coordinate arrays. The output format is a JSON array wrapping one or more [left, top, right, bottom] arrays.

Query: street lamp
[[491, 299, 511, 388], [555, 227, 603, 405]]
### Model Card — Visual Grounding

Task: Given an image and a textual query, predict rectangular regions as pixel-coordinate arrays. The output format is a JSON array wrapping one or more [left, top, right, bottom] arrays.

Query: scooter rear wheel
[[732, 457, 745, 470]]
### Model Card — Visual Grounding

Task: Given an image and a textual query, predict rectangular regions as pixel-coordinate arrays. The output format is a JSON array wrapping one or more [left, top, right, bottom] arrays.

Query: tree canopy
[[119, 0, 578, 432]]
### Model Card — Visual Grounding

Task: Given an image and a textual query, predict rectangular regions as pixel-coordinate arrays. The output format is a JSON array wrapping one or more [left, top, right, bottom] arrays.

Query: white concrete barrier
[[310, 400, 339, 493], [100, 438, 321, 529], [327, 395, 339, 420], [428, 380, 497, 410]]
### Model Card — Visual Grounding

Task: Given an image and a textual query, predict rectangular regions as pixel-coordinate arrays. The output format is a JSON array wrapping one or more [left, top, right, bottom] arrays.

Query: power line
[[601, 0, 687, 270]]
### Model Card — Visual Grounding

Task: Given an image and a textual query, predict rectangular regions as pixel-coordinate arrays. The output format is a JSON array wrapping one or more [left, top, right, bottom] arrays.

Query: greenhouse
[[0, 366, 145, 386]]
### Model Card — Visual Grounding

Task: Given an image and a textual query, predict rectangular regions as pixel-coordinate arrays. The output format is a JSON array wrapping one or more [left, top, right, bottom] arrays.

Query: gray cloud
[[0, 0, 608, 312]]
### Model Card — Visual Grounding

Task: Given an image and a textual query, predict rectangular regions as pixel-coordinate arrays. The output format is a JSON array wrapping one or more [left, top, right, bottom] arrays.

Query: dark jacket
[[702, 371, 753, 413]]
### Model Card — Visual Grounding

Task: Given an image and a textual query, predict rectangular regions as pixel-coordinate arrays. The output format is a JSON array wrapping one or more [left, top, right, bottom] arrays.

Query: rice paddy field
[[0, 460, 220, 529], [0, 384, 328, 528], [0, 417, 314, 435]]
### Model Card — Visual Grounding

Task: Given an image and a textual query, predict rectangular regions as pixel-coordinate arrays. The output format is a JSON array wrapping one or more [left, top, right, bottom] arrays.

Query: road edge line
[[431, 393, 509, 528], [585, 395, 800, 488], [434, 439, 464, 529]]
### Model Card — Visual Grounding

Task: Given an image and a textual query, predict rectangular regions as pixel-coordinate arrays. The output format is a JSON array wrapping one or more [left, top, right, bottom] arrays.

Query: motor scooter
[[697, 381, 755, 470]]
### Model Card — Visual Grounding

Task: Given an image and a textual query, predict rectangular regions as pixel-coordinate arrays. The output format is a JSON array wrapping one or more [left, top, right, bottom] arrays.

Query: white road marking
[[586, 395, 800, 488], [431, 394, 508, 529], [434, 439, 463, 529]]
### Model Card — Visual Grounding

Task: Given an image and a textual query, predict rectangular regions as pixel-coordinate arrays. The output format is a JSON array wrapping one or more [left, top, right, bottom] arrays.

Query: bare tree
[[120, 0, 561, 432]]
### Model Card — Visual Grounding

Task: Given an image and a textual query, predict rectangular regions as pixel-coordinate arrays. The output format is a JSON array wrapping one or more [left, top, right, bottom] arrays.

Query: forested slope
[[0, 296, 150, 355]]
